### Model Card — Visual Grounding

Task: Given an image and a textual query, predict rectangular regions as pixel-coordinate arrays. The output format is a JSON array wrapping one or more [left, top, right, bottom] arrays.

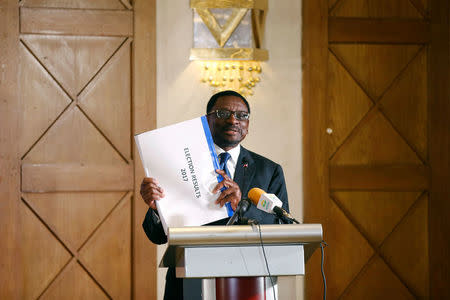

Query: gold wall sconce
[[190, 0, 268, 96]]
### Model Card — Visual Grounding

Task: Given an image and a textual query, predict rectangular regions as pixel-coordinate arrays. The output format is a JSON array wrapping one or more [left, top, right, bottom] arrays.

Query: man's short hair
[[206, 90, 251, 114]]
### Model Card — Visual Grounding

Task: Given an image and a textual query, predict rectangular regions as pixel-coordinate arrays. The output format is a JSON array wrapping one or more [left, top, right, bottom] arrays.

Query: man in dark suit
[[140, 90, 289, 299]]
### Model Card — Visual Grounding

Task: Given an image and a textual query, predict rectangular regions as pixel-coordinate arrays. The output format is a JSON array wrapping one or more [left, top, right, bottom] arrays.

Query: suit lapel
[[234, 146, 255, 196], [234, 147, 268, 222]]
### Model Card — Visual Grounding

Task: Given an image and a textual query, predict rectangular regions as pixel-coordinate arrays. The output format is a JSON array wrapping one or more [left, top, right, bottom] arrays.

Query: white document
[[135, 116, 229, 234]]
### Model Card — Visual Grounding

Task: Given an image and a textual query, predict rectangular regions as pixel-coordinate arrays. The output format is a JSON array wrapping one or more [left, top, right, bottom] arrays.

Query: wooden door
[[1, 0, 156, 299], [303, 0, 449, 299]]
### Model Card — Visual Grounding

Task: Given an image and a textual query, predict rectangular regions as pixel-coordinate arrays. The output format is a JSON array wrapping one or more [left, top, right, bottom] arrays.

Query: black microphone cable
[[320, 240, 328, 300], [255, 222, 277, 300]]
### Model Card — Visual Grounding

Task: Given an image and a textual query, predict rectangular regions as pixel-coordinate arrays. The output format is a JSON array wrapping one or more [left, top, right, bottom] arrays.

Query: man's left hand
[[212, 169, 241, 210]]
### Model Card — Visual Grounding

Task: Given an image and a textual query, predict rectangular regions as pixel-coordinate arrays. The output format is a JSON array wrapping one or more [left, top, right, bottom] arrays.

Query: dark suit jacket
[[142, 146, 289, 300]]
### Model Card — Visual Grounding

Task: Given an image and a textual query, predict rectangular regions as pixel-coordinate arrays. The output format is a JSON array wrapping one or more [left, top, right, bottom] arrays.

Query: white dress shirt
[[214, 144, 241, 180]]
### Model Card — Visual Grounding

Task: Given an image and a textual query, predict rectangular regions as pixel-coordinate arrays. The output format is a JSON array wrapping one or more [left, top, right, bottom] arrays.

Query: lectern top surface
[[167, 223, 323, 246]]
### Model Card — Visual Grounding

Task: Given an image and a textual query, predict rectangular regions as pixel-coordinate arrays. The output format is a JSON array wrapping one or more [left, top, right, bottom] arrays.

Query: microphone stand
[[226, 198, 251, 226]]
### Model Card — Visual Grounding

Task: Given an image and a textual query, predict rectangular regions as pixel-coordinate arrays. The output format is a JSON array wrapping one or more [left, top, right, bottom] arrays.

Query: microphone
[[226, 198, 251, 225], [247, 188, 300, 224], [273, 206, 300, 224]]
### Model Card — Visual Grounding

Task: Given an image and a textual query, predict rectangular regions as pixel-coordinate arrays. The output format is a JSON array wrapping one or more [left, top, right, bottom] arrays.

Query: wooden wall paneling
[[328, 0, 340, 11], [22, 163, 133, 192], [379, 47, 428, 159], [329, 18, 430, 44], [20, 199, 73, 299], [21, 35, 126, 99], [304, 0, 437, 298], [409, 0, 428, 17], [20, 7, 133, 36], [332, 191, 420, 246], [133, 0, 157, 298], [329, 44, 422, 101], [429, 0, 450, 298], [22, 192, 125, 250], [78, 39, 132, 160], [302, 0, 329, 299], [17, 1, 137, 298], [18, 42, 72, 156], [21, 0, 126, 9], [330, 110, 423, 165], [340, 256, 415, 299], [330, 0, 423, 18], [327, 44, 428, 298], [78, 193, 132, 300], [330, 165, 429, 190], [21, 106, 126, 164], [119, 0, 132, 10], [380, 194, 429, 298], [329, 191, 428, 298], [325, 200, 374, 299], [0, 0, 22, 299], [20, 190, 132, 299], [39, 261, 109, 299], [327, 51, 373, 155]]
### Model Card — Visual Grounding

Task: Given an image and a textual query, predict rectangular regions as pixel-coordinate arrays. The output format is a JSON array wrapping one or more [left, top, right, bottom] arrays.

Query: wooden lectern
[[160, 224, 323, 300]]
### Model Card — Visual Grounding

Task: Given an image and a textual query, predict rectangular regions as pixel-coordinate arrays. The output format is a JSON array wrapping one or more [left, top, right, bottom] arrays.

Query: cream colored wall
[[156, 1, 302, 299]]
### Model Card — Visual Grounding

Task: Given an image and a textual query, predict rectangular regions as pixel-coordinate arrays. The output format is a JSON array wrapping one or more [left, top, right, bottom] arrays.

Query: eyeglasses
[[208, 109, 250, 121]]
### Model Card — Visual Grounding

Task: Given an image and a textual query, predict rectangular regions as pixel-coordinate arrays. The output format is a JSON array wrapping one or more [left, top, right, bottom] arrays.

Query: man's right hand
[[140, 177, 165, 210]]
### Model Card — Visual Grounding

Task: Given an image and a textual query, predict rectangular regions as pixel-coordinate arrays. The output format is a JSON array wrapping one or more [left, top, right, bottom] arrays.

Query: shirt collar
[[214, 144, 241, 165]]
